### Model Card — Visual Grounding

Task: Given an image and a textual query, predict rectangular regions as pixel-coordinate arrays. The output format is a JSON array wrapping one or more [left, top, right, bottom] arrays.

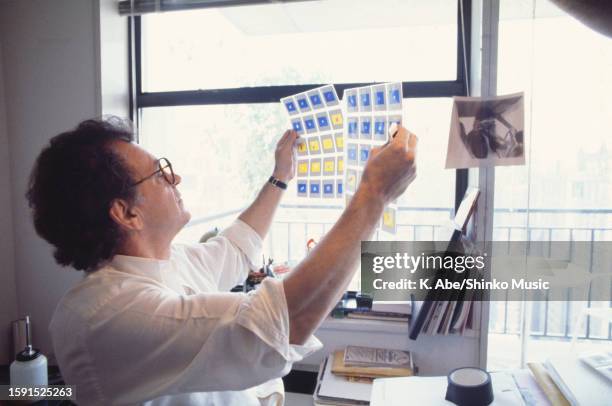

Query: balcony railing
[[182, 205, 612, 342]]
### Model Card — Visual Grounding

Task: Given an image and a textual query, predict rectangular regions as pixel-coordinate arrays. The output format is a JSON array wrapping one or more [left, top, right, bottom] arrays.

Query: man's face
[[112, 141, 191, 236]]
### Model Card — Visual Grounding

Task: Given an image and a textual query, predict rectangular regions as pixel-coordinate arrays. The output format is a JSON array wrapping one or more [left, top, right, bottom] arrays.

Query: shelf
[[320, 317, 409, 334]]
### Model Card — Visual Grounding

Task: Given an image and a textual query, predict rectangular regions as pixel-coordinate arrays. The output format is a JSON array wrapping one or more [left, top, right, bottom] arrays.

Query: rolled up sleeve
[[84, 277, 322, 404], [218, 219, 263, 268], [237, 278, 322, 362], [185, 219, 263, 291], [185, 278, 322, 391]]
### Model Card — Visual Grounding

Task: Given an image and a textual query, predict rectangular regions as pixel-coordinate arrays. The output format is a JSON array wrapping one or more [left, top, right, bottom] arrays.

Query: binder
[[409, 187, 480, 340]]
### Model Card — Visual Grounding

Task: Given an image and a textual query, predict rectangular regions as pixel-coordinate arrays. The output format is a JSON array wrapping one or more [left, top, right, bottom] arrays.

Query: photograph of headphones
[[446, 92, 525, 169], [460, 105, 524, 159]]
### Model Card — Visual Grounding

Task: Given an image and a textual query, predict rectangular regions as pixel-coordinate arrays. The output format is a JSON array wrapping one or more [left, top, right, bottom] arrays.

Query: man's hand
[[272, 129, 299, 182], [359, 125, 417, 204]]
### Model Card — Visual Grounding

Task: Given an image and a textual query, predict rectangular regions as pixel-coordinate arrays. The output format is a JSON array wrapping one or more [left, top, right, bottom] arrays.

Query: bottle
[[10, 316, 48, 402]]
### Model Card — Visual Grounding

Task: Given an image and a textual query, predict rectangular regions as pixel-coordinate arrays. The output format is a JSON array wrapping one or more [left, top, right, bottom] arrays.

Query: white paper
[[317, 355, 372, 402], [342, 82, 406, 234], [281, 85, 344, 199], [512, 369, 551, 406], [545, 354, 612, 406], [371, 372, 525, 406]]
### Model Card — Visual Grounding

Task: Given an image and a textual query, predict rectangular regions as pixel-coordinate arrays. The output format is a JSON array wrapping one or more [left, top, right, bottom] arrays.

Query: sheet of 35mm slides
[[281, 82, 404, 234]]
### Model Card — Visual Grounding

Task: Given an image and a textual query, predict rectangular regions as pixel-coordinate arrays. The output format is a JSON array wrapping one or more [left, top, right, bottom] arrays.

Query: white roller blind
[[118, 0, 314, 16]]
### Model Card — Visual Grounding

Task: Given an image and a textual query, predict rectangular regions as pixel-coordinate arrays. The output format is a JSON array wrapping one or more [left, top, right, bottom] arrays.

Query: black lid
[[16, 348, 41, 362], [445, 367, 494, 406]]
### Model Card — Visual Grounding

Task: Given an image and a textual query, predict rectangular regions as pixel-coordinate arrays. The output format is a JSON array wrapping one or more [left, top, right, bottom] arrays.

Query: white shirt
[[49, 219, 322, 406]]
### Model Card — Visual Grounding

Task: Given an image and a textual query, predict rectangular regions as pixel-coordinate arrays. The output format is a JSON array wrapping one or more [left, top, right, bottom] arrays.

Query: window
[[133, 0, 469, 291], [487, 0, 612, 370], [140, 1, 459, 92]]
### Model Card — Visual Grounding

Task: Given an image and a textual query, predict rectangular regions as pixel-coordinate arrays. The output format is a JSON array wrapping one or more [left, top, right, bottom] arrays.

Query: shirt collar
[[107, 254, 172, 283]]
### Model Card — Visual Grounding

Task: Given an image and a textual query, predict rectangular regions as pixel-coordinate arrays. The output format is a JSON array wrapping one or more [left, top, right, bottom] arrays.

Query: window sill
[[318, 316, 409, 334]]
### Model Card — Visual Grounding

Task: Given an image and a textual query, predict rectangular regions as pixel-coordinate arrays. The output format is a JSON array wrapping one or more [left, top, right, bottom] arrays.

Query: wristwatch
[[268, 176, 288, 190]]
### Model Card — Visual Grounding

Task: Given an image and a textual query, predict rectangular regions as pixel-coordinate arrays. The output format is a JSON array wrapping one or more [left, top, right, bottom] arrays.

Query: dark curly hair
[[26, 117, 137, 272]]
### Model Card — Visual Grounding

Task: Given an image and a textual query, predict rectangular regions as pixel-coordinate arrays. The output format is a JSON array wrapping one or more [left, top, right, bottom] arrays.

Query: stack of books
[[333, 346, 415, 381], [528, 352, 611, 406], [314, 346, 416, 405]]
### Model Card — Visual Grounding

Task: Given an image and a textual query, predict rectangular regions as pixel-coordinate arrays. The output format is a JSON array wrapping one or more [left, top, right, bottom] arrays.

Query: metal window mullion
[[503, 227, 511, 334], [135, 16, 143, 103], [472, 0, 499, 370], [586, 229, 595, 339], [564, 232, 573, 338], [543, 228, 552, 337], [457, 0, 472, 95], [128, 17, 136, 124], [136, 81, 467, 108]]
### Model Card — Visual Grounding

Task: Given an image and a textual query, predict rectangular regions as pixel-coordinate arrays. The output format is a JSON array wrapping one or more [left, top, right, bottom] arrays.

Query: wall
[[0, 0, 128, 363], [0, 40, 18, 366], [95, 0, 130, 117]]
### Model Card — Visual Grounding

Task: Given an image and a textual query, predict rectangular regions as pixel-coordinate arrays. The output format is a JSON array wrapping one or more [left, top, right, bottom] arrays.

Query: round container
[[445, 367, 494, 406], [10, 348, 48, 386]]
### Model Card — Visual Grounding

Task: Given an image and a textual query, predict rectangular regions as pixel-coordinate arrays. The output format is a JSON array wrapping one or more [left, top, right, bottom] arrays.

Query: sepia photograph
[[446, 92, 525, 168]]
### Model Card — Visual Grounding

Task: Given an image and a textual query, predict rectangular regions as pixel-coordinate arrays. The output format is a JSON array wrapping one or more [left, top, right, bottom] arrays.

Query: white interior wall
[[0, 37, 18, 366], [0, 0, 128, 363], [96, 0, 130, 117]]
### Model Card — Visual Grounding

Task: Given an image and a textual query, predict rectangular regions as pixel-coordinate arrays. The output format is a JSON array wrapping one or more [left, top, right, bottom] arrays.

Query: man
[[27, 116, 417, 405]]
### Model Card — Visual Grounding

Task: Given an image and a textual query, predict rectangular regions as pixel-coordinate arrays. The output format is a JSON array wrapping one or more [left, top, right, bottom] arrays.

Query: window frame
[[129, 0, 472, 212]]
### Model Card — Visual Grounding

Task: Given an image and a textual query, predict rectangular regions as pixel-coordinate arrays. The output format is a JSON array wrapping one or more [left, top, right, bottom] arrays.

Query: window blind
[[118, 0, 314, 16]]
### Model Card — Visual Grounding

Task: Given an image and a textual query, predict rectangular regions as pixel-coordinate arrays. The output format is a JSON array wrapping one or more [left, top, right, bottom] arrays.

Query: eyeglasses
[[130, 157, 175, 187]]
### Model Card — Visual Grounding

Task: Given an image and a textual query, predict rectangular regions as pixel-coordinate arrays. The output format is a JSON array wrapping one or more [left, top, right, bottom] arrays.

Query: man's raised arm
[[238, 129, 298, 239], [283, 126, 417, 344]]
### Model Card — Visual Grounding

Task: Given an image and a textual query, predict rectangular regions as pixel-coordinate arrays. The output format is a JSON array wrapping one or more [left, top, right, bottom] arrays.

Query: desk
[[370, 369, 550, 406]]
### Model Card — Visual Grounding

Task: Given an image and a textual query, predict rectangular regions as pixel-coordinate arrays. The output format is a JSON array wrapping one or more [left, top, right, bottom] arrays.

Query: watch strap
[[268, 176, 288, 190]]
